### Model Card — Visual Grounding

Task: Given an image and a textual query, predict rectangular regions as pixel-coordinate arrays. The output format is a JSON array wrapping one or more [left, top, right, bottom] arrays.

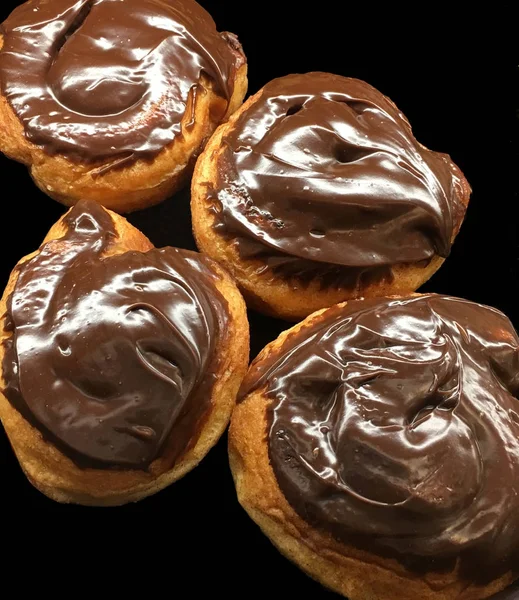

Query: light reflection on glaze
[[2, 200, 229, 469], [240, 295, 519, 579], [212, 73, 467, 282], [0, 0, 244, 162]]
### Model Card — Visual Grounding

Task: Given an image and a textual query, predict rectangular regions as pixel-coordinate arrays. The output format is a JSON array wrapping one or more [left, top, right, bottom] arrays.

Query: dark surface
[[0, 1, 516, 597]]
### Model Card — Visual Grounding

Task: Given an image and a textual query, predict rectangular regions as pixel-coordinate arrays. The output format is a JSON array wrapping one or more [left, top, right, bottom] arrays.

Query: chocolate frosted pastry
[[0, 200, 249, 505], [192, 73, 470, 320], [0, 0, 247, 213], [230, 295, 519, 599]]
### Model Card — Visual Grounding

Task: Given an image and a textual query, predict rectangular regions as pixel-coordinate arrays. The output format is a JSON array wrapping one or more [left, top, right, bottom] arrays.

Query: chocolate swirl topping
[[0, 0, 244, 162], [211, 73, 467, 282], [241, 295, 519, 579], [2, 201, 229, 469]]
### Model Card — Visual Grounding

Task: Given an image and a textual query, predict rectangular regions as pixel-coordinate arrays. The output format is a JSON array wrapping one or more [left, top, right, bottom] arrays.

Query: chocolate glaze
[[0, 0, 244, 163], [2, 200, 229, 469], [211, 73, 467, 285], [241, 295, 519, 580]]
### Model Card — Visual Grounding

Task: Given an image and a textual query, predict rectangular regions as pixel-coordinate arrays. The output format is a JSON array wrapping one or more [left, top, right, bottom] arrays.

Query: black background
[[0, 1, 517, 597]]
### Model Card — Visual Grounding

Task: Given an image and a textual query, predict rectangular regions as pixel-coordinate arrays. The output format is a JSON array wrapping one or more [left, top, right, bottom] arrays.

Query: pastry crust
[[0, 34, 248, 213], [191, 89, 471, 321], [0, 206, 249, 505], [229, 303, 515, 600]]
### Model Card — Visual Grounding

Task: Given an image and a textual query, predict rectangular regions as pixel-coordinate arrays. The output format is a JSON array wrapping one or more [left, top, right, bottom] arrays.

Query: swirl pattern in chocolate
[[241, 295, 519, 579], [0, 0, 244, 162], [2, 200, 229, 469], [211, 73, 467, 282]]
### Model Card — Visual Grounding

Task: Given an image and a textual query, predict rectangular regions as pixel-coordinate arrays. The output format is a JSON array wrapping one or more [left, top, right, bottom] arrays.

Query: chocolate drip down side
[[2, 201, 229, 470], [240, 295, 519, 580], [0, 0, 244, 163], [210, 73, 467, 286]]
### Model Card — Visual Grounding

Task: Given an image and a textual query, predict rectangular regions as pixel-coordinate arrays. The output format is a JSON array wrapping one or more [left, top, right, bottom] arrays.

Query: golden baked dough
[[192, 74, 471, 321], [229, 296, 518, 599], [0, 203, 249, 505], [0, 1, 248, 213]]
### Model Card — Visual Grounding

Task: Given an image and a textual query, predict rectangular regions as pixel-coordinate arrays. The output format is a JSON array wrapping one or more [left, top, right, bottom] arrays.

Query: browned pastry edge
[[0, 206, 250, 506], [191, 88, 471, 321], [228, 299, 515, 600], [0, 34, 248, 213]]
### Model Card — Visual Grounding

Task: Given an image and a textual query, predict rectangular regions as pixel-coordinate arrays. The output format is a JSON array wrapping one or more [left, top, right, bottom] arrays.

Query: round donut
[[229, 294, 519, 599], [0, 0, 248, 212], [191, 72, 470, 320], [0, 199, 249, 505]]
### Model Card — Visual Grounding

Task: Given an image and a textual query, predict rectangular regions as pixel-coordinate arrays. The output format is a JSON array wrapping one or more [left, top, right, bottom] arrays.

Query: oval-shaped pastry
[[192, 72, 470, 320], [0, 199, 249, 505], [230, 294, 519, 599], [0, 0, 247, 212]]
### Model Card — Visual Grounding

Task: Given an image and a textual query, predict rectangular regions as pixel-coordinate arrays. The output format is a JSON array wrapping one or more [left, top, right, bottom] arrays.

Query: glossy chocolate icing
[[211, 73, 467, 284], [241, 295, 519, 579], [2, 200, 229, 469], [0, 0, 244, 163]]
